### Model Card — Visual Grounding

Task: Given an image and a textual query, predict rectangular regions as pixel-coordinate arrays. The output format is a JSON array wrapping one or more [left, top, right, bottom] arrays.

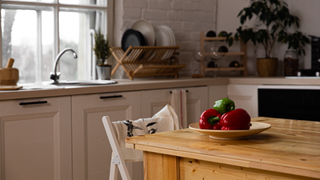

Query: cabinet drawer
[[0, 96, 69, 116]]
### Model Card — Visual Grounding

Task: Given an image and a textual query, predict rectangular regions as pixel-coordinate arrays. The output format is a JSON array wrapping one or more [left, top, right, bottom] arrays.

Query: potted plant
[[93, 29, 112, 80], [226, 0, 310, 77]]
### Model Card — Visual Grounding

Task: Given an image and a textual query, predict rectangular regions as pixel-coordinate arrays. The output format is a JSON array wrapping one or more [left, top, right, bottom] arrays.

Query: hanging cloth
[[170, 89, 187, 129]]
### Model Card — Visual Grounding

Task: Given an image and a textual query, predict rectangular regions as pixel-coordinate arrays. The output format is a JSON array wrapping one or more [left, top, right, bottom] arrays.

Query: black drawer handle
[[100, 95, 123, 99], [19, 101, 48, 106], [170, 90, 188, 94]]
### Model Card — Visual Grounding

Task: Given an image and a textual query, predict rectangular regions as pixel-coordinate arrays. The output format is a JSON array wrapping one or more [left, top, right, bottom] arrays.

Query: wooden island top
[[126, 117, 320, 180]]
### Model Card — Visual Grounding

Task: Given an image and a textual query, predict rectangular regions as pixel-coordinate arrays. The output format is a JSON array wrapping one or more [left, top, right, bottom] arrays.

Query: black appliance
[[258, 87, 320, 121], [311, 36, 320, 69], [292, 36, 320, 77]]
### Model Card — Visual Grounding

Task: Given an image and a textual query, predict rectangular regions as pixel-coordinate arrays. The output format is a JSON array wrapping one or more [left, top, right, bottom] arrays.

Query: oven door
[[258, 85, 320, 121]]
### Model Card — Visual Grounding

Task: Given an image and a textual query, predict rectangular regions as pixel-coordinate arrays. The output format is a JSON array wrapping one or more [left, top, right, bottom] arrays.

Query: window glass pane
[[41, 11, 54, 82], [59, 11, 79, 81], [59, 0, 106, 6], [2, 9, 37, 83], [1, 3, 108, 84], [1, 7, 54, 83], [59, 10, 104, 81]]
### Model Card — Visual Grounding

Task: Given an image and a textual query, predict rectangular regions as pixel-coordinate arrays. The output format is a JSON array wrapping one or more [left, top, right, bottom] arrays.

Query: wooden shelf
[[200, 31, 247, 77], [203, 52, 245, 56], [203, 37, 228, 41], [205, 67, 245, 71], [203, 37, 240, 41]]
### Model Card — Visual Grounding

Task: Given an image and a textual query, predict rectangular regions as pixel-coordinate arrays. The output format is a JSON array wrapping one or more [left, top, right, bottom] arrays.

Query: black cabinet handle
[[19, 101, 48, 106], [170, 90, 188, 94], [100, 95, 123, 99]]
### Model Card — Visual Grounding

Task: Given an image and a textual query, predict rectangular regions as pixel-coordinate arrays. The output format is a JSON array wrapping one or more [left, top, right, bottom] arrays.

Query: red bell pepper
[[199, 109, 222, 129], [219, 108, 251, 130], [212, 122, 222, 130]]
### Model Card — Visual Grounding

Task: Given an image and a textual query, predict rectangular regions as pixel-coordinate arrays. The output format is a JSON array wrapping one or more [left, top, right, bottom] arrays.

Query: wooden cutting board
[[0, 85, 22, 90]]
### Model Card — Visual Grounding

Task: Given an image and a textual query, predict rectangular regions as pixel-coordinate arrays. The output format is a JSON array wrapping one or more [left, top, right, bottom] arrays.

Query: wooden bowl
[[0, 68, 19, 86]]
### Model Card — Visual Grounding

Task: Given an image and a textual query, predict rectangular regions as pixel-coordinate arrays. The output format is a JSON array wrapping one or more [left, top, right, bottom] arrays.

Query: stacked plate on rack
[[121, 19, 176, 60], [154, 25, 176, 60], [154, 25, 176, 47]]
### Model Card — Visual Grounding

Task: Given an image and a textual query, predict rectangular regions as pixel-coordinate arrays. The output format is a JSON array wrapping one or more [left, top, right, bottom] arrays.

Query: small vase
[[96, 64, 111, 80]]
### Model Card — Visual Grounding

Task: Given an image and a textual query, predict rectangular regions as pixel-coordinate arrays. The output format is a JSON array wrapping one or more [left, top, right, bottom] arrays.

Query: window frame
[[0, 0, 114, 82]]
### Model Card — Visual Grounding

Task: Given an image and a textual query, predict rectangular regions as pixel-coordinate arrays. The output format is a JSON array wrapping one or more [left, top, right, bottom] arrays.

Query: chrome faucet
[[50, 48, 78, 84]]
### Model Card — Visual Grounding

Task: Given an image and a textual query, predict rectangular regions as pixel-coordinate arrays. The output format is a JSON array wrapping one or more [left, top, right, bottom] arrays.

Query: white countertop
[[1, 76, 320, 101]]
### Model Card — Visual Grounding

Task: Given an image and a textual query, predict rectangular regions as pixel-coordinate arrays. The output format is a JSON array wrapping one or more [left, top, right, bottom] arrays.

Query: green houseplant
[[93, 29, 112, 80], [226, 0, 310, 76], [93, 29, 112, 65]]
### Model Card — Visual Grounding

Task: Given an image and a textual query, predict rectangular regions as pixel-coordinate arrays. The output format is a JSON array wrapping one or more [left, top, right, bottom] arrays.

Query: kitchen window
[[0, 0, 113, 83]]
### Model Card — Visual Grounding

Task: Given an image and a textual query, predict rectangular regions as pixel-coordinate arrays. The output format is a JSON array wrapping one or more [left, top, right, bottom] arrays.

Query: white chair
[[102, 116, 131, 180], [102, 105, 178, 180]]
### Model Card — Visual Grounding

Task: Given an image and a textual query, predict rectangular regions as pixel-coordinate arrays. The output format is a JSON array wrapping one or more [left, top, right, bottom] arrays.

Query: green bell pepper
[[213, 98, 235, 114]]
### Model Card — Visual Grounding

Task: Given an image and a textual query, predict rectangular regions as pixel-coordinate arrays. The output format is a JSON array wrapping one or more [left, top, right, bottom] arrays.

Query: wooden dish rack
[[111, 46, 185, 80]]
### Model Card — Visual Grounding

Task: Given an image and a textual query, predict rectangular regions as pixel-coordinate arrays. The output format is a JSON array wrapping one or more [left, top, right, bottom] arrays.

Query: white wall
[[112, 0, 319, 78], [217, 0, 320, 76], [113, 0, 217, 78]]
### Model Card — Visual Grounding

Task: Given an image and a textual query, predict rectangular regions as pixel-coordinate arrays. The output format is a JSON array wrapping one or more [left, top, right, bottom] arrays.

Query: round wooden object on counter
[[0, 58, 19, 86]]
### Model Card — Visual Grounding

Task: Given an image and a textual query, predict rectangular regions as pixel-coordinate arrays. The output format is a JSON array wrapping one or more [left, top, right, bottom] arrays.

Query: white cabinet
[[0, 84, 229, 180], [227, 84, 259, 118], [71, 91, 141, 180], [208, 85, 228, 107], [0, 96, 72, 180], [140, 86, 208, 125]]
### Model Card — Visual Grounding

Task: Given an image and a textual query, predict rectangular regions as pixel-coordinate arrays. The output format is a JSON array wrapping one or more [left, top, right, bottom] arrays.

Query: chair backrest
[[102, 114, 175, 180], [102, 116, 131, 180], [102, 105, 177, 180]]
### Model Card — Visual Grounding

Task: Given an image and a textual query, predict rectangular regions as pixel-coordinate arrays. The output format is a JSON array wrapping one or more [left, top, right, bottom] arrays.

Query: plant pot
[[96, 64, 111, 80], [257, 58, 278, 77]]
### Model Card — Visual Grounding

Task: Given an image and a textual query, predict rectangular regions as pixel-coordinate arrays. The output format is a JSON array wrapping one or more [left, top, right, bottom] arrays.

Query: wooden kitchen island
[[126, 117, 320, 180]]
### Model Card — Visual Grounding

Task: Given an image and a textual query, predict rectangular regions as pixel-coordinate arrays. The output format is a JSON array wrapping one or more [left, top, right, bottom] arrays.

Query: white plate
[[155, 25, 174, 60], [154, 26, 171, 60], [160, 26, 172, 60], [154, 25, 171, 47], [162, 25, 175, 46], [132, 19, 155, 46], [161, 25, 175, 59], [189, 122, 271, 140]]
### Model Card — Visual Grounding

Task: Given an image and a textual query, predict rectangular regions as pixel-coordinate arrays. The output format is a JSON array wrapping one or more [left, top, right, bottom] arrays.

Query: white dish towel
[[112, 105, 176, 162], [170, 89, 187, 129], [153, 104, 180, 130]]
